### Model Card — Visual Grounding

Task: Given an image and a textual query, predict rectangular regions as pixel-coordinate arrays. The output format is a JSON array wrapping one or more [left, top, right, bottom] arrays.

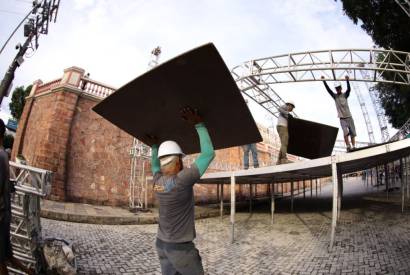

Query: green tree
[[9, 85, 32, 121], [338, 0, 410, 128]]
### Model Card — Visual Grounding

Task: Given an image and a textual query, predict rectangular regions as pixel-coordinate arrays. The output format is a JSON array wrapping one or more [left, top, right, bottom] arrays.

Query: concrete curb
[[41, 207, 221, 225]]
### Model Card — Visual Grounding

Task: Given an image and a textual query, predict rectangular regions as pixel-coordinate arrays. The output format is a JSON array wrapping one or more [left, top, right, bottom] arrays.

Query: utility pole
[[0, 0, 61, 106]]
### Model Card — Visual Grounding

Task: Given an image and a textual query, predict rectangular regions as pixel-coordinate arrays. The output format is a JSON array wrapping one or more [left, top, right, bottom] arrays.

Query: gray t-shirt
[[153, 164, 200, 243], [334, 93, 352, 118], [0, 148, 11, 219]]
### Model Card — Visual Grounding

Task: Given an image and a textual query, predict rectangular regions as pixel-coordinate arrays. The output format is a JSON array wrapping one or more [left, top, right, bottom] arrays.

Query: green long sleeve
[[151, 144, 160, 174], [194, 123, 215, 176]]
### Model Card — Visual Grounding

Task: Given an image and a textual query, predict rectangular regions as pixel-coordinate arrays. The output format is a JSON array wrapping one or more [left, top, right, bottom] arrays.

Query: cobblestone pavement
[[42, 179, 410, 274]]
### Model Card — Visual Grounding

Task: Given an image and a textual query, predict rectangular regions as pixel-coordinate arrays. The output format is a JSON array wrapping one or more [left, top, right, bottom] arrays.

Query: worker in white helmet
[[321, 75, 356, 152], [148, 106, 215, 275], [276, 100, 295, 164]]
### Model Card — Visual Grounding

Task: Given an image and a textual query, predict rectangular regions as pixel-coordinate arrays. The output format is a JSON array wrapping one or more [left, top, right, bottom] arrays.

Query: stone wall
[[12, 66, 304, 207]]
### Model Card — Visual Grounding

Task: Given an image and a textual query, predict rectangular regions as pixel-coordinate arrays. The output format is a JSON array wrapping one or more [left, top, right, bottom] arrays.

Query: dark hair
[[0, 119, 5, 139]]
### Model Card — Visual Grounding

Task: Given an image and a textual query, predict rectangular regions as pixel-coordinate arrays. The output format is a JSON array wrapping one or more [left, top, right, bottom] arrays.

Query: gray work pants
[[156, 238, 204, 275], [277, 125, 289, 161]]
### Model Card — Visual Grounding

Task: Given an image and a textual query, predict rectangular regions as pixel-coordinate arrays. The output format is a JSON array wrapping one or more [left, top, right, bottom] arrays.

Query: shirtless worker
[[321, 75, 357, 151], [149, 107, 215, 275]]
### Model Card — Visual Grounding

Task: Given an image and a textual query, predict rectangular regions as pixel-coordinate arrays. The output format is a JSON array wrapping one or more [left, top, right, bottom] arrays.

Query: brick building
[[12, 66, 298, 207]]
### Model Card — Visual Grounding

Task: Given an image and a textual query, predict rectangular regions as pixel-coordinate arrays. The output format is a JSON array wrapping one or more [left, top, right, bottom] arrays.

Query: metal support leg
[[370, 168, 373, 187], [144, 177, 148, 209], [220, 184, 224, 219], [330, 158, 339, 249], [271, 183, 275, 224], [319, 178, 322, 193], [315, 179, 318, 197], [217, 183, 220, 203], [230, 174, 236, 243], [337, 172, 343, 221], [303, 180, 306, 199], [249, 184, 253, 213], [385, 163, 389, 200], [401, 158, 405, 213], [281, 182, 284, 197], [310, 178, 313, 197], [404, 157, 410, 200], [291, 181, 294, 212]]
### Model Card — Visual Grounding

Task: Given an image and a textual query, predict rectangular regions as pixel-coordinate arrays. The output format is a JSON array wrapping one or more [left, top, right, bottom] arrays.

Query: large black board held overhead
[[287, 117, 338, 159], [93, 43, 262, 155]]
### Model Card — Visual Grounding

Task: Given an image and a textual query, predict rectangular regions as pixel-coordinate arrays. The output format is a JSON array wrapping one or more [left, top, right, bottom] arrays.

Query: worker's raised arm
[[145, 135, 160, 175], [151, 145, 161, 175], [181, 107, 215, 177], [345, 76, 351, 98], [321, 76, 335, 99], [193, 123, 215, 176]]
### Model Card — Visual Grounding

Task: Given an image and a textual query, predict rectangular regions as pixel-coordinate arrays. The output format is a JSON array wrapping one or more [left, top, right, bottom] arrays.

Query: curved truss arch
[[232, 48, 410, 86], [231, 48, 410, 143]]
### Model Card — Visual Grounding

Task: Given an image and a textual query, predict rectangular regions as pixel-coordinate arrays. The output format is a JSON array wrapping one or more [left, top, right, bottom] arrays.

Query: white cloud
[[0, 0, 393, 143]]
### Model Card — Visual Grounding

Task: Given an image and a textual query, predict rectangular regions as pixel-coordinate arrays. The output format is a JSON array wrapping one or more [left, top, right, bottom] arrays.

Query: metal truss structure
[[232, 48, 410, 143], [359, 70, 391, 142], [391, 117, 410, 141], [129, 47, 162, 210], [349, 80, 376, 144], [8, 162, 53, 273], [395, 0, 410, 17], [232, 49, 410, 85]]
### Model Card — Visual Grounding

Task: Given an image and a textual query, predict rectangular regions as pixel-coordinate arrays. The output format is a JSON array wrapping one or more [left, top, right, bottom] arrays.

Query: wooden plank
[[93, 43, 262, 154], [288, 117, 338, 159]]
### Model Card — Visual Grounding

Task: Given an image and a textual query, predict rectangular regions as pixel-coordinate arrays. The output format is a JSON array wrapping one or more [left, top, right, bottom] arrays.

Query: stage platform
[[198, 138, 410, 247]]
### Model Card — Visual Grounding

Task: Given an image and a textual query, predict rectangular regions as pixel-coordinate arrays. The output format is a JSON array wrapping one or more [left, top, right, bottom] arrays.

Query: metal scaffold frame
[[232, 49, 410, 85], [232, 48, 410, 143], [128, 46, 162, 210], [359, 69, 391, 142], [8, 162, 53, 273], [350, 79, 376, 144], [395, 0, 410, 17], [391, 117, 410, 141]]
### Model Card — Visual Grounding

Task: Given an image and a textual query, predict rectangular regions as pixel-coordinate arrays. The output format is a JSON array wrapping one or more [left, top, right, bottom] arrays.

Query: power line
[[0, 0, 61, 106]]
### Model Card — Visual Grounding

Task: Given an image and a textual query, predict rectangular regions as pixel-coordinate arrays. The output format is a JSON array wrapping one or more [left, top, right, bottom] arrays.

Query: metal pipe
[[291, 181, 294, 212], [271, 182, 275, 224], [401, 158, 405, 213], [330, 158, 339, 248], [249, 184, 253, 213], [385, 163, 389, 200], [220, 183, 224, 219], [230, 174, 236, 243]]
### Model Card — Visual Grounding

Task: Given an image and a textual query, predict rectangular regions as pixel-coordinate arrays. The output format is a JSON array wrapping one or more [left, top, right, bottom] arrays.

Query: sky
[[0, 0, 398, 143]]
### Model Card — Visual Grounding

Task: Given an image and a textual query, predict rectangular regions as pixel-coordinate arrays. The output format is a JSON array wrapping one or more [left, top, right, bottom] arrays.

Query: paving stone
[[42, 179, 410, 274]]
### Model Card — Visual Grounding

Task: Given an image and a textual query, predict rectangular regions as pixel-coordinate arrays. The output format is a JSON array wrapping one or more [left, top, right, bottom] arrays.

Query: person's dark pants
[[155, 238, 204, 275], [243, 144, 259, 169], [0, 212, 13, 264]]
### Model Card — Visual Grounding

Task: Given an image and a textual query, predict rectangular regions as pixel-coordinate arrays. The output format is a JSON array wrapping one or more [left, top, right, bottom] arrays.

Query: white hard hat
[[334, 81, 342, 88], [158, 140, 185, 158], [286, 100, 295, 108]]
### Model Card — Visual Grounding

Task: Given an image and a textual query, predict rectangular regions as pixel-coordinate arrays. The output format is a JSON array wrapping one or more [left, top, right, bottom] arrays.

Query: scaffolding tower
[[129, 46, 161, 210], [350, 80, 376, 144], [359, 69, 391, 142]]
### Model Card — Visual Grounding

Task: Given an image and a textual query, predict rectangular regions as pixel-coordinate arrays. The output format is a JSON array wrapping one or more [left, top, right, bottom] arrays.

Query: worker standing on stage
[[321, 75, 356, 152], [242, 144, 259, 169], [149, 107, 215, 275], [276, 100, 295, 164]]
